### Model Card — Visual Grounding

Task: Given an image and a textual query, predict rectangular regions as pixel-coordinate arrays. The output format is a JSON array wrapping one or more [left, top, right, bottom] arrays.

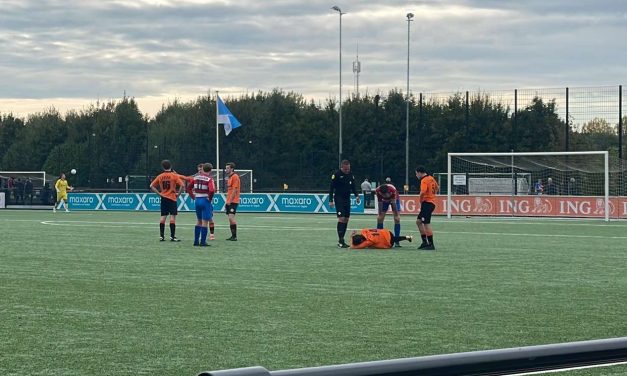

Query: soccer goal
[[0, 171, 47, 188], [447, 151, 611, 221]]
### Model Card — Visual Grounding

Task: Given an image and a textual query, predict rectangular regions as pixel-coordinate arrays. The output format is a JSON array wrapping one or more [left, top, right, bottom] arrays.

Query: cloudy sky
[[1, 0, 626, 118]]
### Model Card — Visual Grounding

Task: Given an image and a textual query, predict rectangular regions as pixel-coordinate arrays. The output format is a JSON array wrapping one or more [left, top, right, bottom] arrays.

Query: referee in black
[[329, 159, 361, 248]]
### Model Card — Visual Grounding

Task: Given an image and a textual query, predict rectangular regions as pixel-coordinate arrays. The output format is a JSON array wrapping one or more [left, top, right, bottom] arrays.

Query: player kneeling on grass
[[349, 228, 412, 249]]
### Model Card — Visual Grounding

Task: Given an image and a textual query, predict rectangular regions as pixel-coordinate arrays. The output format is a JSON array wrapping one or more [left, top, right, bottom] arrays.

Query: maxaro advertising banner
[[66, 193, 367, 214], [101, 193, 143, 211], [270, 194, 326, 212], [68, 193, 101, 210], [319, 194, 364, 214]]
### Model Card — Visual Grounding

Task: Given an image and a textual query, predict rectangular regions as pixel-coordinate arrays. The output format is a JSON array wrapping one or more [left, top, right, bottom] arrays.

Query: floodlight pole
[[406, 12, 414, 190], [332, 6, 345, 166]]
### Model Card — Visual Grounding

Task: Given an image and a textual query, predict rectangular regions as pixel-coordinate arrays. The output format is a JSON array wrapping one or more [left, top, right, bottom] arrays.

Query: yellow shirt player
[[53, 173, 73, 213], [224, 162, 240, 241]]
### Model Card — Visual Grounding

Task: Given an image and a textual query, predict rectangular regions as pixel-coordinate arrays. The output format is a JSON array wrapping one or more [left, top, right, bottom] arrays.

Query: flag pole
[[215, 91, 220, 192]]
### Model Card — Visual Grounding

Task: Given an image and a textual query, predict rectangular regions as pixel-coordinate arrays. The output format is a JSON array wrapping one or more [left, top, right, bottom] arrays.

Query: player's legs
[[199, 199, 212, 245], [417, 202, 435, 250], [194, 198, 206, 245], [391, 202, 401, 247], [225, 203, 238, 240], [377, 201, 389, 229], [207, 203, 215, 240], [389, 228, 413, 245], [63, 197, 69, 212], [335, 199, 351, 247]]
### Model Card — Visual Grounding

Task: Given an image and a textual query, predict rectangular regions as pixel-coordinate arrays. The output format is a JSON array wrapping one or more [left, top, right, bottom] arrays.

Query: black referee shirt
[[329, 170, 358, 202]]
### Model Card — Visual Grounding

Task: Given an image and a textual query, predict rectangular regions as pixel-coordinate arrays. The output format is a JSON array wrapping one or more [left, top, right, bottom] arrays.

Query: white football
[[70, 169, 77, 175]]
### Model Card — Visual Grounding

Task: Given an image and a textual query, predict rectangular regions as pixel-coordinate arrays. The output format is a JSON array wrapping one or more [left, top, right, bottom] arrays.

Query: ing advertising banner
[[399, 195, 627, 219]]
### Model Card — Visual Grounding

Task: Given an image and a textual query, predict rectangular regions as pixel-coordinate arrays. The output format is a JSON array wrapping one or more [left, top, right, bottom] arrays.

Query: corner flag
[[217, 95, 241, 136]]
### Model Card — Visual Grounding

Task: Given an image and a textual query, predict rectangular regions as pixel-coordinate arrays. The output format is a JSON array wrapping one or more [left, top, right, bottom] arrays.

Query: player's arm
[[351, 239, 373, 249], [54, 180, 60, 192], [328, 175, 336, 207], [150, 176, 161, 195], [208, 179, 216, 200], [351, 175, 361, 204], [176, 177, 185, 196], [419, 180, 427, 202]]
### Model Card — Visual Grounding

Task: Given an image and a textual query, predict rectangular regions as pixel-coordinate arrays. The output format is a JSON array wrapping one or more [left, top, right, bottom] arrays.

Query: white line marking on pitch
[[37, 220, 627, 239]]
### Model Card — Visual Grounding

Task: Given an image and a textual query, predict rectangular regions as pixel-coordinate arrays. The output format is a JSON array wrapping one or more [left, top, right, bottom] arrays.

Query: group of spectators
[[1, 177, 35, 204], [0, 177, 56, 205], [533, 177, 580, 195]]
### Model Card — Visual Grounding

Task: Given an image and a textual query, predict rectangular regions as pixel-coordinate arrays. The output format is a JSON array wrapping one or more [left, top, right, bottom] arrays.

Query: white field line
[[508, 361, 627, 375], [34, 220, 627, 239]]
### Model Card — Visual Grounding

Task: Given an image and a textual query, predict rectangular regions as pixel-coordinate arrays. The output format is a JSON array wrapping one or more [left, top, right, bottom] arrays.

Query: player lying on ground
[[349, 228, 413, 249]]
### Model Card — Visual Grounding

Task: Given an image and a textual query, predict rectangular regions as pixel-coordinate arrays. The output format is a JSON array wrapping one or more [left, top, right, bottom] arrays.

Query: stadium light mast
[[332, 5, 345, 166], [405, 12, 414, 190]]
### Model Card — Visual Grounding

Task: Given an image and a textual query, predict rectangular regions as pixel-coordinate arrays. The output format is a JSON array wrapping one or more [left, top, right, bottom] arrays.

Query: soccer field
[[1, 210, 626, 376]]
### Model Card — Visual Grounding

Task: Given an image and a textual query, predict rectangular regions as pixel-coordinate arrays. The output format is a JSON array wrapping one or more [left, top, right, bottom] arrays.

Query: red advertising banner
[[399, 195, 627, 219]]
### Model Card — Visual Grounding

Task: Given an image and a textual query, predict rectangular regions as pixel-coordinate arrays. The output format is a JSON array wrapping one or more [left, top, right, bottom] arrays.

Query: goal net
[[213, 169, 254, 193], [127, 170, 254, 193], [447, 151, 618, 221], [0, 171, 47, 188]]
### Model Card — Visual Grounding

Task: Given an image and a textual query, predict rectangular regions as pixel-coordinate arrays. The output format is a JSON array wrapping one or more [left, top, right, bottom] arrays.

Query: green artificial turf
[[1, 210, 626, 375]]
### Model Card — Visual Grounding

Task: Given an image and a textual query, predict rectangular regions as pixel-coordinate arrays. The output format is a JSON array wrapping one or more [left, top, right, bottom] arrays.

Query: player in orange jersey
[[415, 166, 440, 250], [224, 162, 240, 241], [349, 228, 413, 249], [150, 160, 185, 242]]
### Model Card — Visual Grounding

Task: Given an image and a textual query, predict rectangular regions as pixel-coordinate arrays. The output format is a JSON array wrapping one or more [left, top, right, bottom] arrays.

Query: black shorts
[[418, 202, 435, 224], [225, 203, 239, 215], [160, 197, 178, 216], [334, 199, 351, 218]]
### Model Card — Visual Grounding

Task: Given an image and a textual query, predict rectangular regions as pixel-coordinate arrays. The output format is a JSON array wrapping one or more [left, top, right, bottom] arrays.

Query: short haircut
[[379, 184, 389, 194], [162, 160, 172, 170], [197, 163, 203, 168], [415, 166, 426, 174], [352, 234, 365, 246], [226, 162, 236, 169], [341, 159, 350, 166], [203, 163, 213, 172]]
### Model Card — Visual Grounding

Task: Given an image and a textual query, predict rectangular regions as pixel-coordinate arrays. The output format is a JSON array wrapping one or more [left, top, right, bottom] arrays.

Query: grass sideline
[[1, 210, 626, 376]]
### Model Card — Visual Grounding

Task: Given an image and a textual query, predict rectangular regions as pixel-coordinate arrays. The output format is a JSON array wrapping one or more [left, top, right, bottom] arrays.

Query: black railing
[[199, 337, 627, 376]]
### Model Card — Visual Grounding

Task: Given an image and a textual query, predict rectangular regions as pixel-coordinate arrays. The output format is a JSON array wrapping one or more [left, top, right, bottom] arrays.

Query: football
[[70, 169, 77, 175]]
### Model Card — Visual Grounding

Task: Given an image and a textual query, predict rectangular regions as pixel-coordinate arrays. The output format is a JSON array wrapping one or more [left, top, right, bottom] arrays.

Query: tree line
[[0, 90, 623, 191]]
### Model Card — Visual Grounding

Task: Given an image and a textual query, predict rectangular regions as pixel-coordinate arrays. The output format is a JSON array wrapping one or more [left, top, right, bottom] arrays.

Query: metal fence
[[418, 85, 625, 158]]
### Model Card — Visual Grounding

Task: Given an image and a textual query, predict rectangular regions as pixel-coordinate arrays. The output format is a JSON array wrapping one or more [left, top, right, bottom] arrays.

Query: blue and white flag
[[217, 95, 242, 136]]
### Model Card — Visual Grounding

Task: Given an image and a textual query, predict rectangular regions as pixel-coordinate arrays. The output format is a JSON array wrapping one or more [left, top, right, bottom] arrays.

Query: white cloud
[[1, 0, 626, 117]]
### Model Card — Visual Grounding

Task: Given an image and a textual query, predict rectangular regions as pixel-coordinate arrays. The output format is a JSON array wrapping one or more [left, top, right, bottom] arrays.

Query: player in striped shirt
[[193, 163, 216, 246], [375, 183, 402, 247]]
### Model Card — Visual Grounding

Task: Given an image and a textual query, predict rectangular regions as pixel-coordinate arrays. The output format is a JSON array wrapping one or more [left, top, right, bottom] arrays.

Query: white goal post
[[447, 151, 610, 221]]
